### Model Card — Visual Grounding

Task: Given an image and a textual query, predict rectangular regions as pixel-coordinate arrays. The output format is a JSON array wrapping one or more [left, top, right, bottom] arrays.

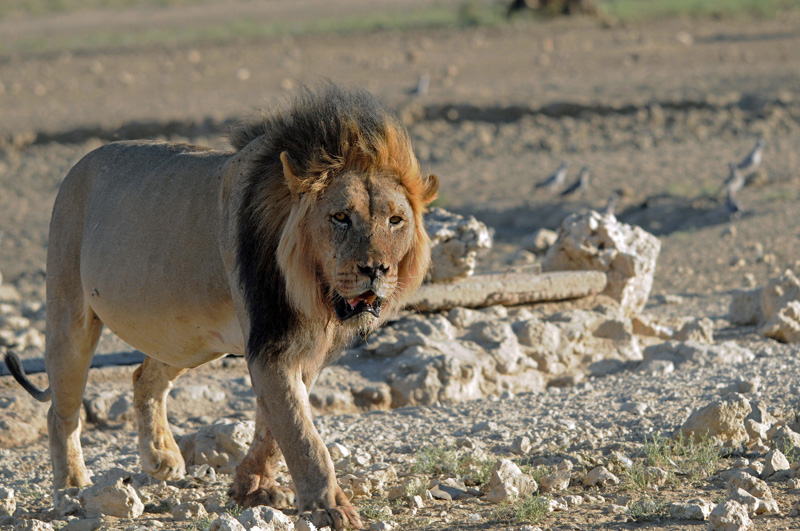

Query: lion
[[3, 84, 438, 529]]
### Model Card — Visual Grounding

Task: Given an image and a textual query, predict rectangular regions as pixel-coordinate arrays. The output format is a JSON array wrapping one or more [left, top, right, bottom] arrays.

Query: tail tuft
[[3, 350, 51, 402]]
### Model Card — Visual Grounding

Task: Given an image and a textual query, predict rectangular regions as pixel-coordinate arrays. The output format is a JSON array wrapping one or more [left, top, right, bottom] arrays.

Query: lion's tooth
[[348, 298, 359, 309], [365, 294, 377, 305]]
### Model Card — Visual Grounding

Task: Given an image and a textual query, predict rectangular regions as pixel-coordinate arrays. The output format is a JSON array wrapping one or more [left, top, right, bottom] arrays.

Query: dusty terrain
[[1, 2, 800, 530]]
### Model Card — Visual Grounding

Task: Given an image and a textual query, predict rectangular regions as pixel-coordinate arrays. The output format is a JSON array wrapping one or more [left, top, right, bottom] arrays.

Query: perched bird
[[724, 162, 746, 195], [536, 161, 569, 190], [603, 191, 620, 217], [725, 188, 742, 219], [560, 165, 590, 197], [737, 139, 765, 171]]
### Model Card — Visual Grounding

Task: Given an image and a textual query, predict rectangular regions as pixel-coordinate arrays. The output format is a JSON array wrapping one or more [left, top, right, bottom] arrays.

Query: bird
[[535, 161, 568, 190], [560, 165, 590, 197], [737, 139, 765, 171], [725, 188, 742, 219], [412, 73, 430, 97], [724, 162, 746, 195]]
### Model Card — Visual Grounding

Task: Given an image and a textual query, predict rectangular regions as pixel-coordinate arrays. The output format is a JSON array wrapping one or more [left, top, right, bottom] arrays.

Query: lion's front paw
[[228, 480, 295, 509], [141, 448, 186, 481], [302, 505, 363, 530]]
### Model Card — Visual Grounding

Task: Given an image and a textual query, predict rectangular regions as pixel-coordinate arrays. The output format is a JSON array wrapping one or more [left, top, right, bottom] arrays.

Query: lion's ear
[[422, 174, 439, 205], [280, 151, 305, 200]]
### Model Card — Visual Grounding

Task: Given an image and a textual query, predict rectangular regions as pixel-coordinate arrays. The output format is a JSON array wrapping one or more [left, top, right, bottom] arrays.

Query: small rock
[[80, 480, 144, 519], [760, 300, 800, 343], [13, 520, 54, 531], [674, 317, 714, 343], [680, 393, 751, 446], [728, 288, 763, 325], [762, 449, 790, 478], [725, 469, 772, 499], [327, 442, 351, 462], [484, 459, 538, 503], [538, 470, 571, 493], [238, 507, 293, 531], [669, 498, 713, 520], [0, 488, 15, 516], [522, 228, 558, 254], [171, 502, 207, 521], [208, 513, 246, 531], [708, 500, 753, 531], [582, 466, 619, 487], [511, 435, 531, 455]]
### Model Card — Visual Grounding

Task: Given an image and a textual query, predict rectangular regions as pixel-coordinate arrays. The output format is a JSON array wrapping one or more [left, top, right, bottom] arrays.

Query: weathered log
[[406, 270, 608, 312]]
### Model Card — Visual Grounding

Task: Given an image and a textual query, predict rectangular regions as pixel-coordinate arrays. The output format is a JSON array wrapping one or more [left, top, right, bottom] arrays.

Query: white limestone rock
[[680, 393, 751, 446], [708, 501, 753, 531], [669, 498, 713, 520], [0, 487, 15, 517], [542, 210, 660, 315], [80, 480, 144, 519], [424, 207, 492, 283], [484, 459, 538, 503], [178, 419, 254, 474]]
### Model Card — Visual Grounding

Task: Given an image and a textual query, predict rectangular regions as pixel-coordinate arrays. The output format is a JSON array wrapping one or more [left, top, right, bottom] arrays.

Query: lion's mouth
[[333, 291, 383, 321]]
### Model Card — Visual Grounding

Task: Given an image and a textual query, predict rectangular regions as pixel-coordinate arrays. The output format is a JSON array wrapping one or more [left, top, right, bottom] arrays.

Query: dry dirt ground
[[1, 2, 800, 530]]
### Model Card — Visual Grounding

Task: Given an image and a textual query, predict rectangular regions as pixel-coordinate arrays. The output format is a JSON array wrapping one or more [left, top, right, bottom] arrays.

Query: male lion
[[4, 84, 438, 529]]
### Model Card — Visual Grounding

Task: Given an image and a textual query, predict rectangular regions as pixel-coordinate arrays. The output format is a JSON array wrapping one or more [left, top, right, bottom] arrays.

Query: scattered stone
[[0, 487, 15, 516], [522, 228, 559, 254], [178, 419, 254, 474], [680, 393, 751, 446], [80, 479, 144, 519], [538, 469, 571, 493], [171, 502, 207, 521], [728, 288, 763, 325], [327, 442, 351, 462], [762, 449, 790, 478], [424, 207, 492, 283], [760, 300, 800, 343], [83, 391, 135, 425], [582, 466, 619, 487], [237, 506, 294, 531], [13, 520, 54, 531], [725, 470, 772, 499], [674, 317, 714, 343], [708, 500, 753, 531], [60, 518, 103, 531], [484, 459, 538, 503], [208, 512, 246, 531], [643, 341, 754, 368], [768, 425, 800, 450], [511, 435, 531, 455], [669, 498, 713, 520], [761, 269, 800, 323], [542, 209, 661, 315]]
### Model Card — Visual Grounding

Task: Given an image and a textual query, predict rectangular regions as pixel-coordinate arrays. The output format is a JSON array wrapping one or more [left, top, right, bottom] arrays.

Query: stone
[[178, 419, 254, 474], [511, 435, 531, 455], [761, 269, 800, 322], [208, 513, 246, 531], [237, 506, 294, 531], [643, 466, 669, 486], [725, 470, 772, 499], [727, 488, 758, 515], [484, 459, 538, 503], [728, 288, 763, 325], [745, 419, 767, 445], [60, 519, 102, 531], [171, 502, 207, 521], [760, 300, 800, 343], [538, 470, 571, 493], [643, 341, 754, 368], [674, 317, 714, 343], [80, 480, 144, 519], [0, 488, 15, 516], [582, 466, 619, 487], [636, 359, 674, 375], [762, 449, 790, 478], [424, 207, 492, 283], [768, 425, 800, 450], [669, 498, 713, 520], [83, 391, 135, 425], [522, 228, 559, 254], [13, 520, 54, 531], [542, 209, 660, 315], [327, 442, 351, 462], [708, 501, 753, 531], [680, 393, 751, 446]]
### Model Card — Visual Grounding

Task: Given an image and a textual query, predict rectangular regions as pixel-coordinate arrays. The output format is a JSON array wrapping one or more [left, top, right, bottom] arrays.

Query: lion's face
[[306, 172, 416, 329]]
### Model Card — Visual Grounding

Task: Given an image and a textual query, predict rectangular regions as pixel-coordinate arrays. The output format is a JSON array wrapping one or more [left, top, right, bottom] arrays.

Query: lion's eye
[[389, 215, 403, 225], [332, 212, 350, 225]]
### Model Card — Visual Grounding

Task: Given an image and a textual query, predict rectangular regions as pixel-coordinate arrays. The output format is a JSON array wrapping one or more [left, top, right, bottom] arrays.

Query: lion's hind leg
[[229, 402, 295, 509], [132, 357, 188, 481], [44, 300, 104, 490]]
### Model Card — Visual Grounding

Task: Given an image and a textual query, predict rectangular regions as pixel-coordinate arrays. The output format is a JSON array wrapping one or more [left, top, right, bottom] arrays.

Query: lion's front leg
[[229, 402, 294, 509], [133, 358, 188, 481], [246, 361, 362, 530]]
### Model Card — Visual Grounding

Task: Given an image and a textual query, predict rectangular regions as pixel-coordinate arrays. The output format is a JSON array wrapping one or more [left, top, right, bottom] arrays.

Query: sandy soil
[[1, 2, 800, 530]]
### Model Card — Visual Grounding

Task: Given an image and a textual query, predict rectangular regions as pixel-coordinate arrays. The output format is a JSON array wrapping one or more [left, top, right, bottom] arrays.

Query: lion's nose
[[358, 263, 389, 281]]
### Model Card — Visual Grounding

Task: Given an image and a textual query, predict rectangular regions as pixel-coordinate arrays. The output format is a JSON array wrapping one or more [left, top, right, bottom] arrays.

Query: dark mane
[[233, 84, 425, 361]]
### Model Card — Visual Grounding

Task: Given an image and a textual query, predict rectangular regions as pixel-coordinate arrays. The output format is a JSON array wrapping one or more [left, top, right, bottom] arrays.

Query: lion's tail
[[3, 350, 51, 402]]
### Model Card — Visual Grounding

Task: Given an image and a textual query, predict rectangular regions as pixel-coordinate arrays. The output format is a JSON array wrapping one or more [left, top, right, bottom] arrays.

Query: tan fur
[[20, 86, 437, 529]]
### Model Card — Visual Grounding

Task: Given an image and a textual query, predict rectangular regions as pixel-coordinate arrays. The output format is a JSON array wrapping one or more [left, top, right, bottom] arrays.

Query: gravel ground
[[1, 3, 800, 530]]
